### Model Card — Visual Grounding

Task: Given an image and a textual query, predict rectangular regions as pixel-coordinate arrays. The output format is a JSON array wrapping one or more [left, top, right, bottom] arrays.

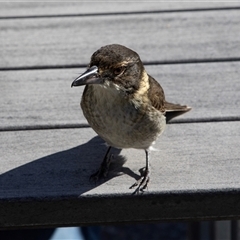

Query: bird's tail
[[164, 101, 191, 122]]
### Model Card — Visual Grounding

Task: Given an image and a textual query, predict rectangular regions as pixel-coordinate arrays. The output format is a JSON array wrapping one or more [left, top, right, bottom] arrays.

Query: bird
[[71, 44, 191, 192]]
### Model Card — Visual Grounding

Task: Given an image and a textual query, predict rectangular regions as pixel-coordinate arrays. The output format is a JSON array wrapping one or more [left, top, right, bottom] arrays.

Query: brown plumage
[[72, 44, 191, 192]]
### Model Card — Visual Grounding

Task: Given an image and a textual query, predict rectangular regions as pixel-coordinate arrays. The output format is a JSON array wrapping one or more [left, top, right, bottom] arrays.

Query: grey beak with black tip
[[71, 66, 102, 87]]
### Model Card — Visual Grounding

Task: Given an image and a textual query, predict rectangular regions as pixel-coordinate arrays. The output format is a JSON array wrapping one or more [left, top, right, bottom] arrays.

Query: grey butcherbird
[[71, 44, 191, 192]]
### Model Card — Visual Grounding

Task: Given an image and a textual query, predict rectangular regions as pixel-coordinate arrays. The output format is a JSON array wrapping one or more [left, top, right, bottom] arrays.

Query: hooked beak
[[71, 66, 102, 87]]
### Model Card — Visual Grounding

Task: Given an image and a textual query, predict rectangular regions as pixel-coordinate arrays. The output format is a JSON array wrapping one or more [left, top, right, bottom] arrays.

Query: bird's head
[[71, 44, 145, 94]]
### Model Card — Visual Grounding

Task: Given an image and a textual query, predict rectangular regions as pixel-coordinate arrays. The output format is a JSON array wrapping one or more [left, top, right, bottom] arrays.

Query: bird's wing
[[147, 74, 166, 112], [164, 101, 191, 122], [148, 74, 191, 122]]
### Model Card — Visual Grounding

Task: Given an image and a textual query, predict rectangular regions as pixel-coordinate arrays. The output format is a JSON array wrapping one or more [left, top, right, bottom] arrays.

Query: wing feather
[[147, 74, 191, 122]]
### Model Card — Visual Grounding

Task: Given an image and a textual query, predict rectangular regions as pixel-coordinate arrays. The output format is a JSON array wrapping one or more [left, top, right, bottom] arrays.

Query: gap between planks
[[1, 58, 240, 71], [1, 116, 239, 132], [1, 6, 240, 20]]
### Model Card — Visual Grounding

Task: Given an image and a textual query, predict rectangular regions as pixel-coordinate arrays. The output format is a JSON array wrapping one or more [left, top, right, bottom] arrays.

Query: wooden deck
[[1, 1, 240, 235]]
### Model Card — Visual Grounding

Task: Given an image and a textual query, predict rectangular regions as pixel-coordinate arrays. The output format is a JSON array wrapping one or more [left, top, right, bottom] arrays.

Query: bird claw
[[89, 153, 113, 184], [130, 169, 150, 193], [89, 168, 107, 184]]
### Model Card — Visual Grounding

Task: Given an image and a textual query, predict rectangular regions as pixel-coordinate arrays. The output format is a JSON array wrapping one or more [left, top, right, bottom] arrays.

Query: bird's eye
[[113, 66, 125, 76]]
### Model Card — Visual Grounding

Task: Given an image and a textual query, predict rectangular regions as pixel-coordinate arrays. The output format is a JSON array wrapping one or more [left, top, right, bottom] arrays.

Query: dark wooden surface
[[0, 1, 240, 229]]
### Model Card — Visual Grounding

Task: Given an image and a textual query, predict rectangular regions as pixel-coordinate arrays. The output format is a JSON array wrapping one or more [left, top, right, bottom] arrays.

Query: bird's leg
[[130, 149, 150, 192], [90, 146, 112, 183]]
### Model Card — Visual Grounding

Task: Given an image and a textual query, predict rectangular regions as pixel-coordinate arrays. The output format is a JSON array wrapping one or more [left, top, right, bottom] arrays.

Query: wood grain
[[1, 62, 240, 129], [1, 1, 240, 17], [0, 121, 239, 228], [1, 1, 240, 230], [1, 10, 240, 68]]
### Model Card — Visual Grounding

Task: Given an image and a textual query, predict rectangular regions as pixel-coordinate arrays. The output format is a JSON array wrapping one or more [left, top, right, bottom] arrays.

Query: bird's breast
[[81, 85, 166, 149]]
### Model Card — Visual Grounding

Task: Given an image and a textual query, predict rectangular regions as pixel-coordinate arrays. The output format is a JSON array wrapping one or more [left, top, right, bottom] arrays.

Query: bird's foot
[[130, 168, 150, 193], [89, 154, 113, 183]]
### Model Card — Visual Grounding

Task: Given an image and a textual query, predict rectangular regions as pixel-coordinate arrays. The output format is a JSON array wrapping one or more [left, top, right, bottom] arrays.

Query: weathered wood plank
[[1, 10, 240, 68], [1, 62, 240, 129], [0, 121, 239, 228], [1, 1, 240, 17], [1, 0, 239, 231]]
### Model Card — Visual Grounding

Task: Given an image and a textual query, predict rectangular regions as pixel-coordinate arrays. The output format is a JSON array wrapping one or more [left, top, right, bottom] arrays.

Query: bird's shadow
[[0, 136, 140, 198]]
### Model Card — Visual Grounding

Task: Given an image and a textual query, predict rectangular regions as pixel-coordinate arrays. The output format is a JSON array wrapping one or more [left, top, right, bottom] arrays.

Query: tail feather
[[164, 101, 191, 122]]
